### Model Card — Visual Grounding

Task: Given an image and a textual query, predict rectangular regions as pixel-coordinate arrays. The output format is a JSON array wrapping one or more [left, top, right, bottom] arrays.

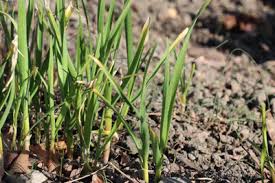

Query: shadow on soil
[[197, 7, 275, 63]]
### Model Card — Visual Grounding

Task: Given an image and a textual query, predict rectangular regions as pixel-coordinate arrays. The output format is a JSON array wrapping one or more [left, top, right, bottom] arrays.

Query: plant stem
[[155, 167, 162, 183], [271, 168, 275, 183], [48, 38, 55, 155], [103, 83, 113, 164], [154, 153, 163, 182], [143, 158, 149, 183], [18, 0, 30, 151], [0, 134, 3, 179]]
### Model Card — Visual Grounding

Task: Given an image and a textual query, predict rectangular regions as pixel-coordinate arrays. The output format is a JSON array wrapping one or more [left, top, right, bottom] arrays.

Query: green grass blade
[[0, 80, 15, 130], [146, 28, 189, 86], [46, 8, 62, 46], [112, 18, 150, 104], [100, 0, 132, 61], [97, 0, 105, 34], [139, 52, 151, 183], [48, 38, 55, 152], [130, 28, 189, 103], [181, 63, 195, 105], [27, 0, 34, 39], [124, 0, 134, 66], [90, 55, 139, 116], [0, 10, 18, 30], [103, 0, 116, 44]]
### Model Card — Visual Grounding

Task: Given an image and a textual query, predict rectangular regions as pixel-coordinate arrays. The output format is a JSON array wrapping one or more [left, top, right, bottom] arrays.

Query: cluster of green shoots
[[0, 0, 211, 182]]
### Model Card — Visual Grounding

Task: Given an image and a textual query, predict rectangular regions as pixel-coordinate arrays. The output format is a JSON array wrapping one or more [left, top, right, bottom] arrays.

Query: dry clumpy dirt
[[102, 0, 275, 182], [2, 0, 275, 183]]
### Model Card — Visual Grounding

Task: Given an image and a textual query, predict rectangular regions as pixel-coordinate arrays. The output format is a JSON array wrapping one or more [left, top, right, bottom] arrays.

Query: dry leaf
[[48, 149, 59, 173], [4, 152, 18, 169], [48, 157, 59, 172], [55, 140, 67, 152], [30, 144, 48, 166], [30, 144, 59, 172], [266, 112, 275, 145], [9, 151, 31, 174], [91, 174, 104, 183]]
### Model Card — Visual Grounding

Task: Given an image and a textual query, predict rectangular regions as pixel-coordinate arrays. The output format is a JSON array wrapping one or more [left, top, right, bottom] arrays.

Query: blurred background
[[123, 0, 275, 63]]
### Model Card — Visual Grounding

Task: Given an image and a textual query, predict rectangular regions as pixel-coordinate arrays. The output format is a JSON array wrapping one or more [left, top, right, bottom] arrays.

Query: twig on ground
[[193, 177, 213, 182], [64, 165, 108, 183], [108, 162, 140, 183]]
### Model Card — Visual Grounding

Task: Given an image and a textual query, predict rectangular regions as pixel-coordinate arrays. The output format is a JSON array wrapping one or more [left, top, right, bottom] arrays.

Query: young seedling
[[260, 103, 275, 182], [179, 62, 196, 111], [151, 1, 211, 182]]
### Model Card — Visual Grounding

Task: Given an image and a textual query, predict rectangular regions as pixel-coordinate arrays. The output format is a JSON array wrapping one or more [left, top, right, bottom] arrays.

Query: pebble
[[169, 163, 180, 173], [158, 7, 179, 21], [231, 80, 241, 94], [212, 154, 224, 167], [240, 128, 250, 140], [29, 170, 48, 183], [166, 8, 178, 19], [182, 14, 192, 26], [188, 153, 196, 161]]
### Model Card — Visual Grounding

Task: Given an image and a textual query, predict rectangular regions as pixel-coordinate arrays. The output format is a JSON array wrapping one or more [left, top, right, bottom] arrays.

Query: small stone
[[231, 80, 241, 94], [220, 134, 233, 143], [188, 153, 196, 161], [212, 154, 224, 167], [222, 95, 230, 105], [182, 14, 192, 26], [126, 136, 138, 154], [158, 7, 179, 21], [30, 170, 48, 183], [202, 164, 209, 170], [163, 167, 169, 173], [166, 8, 178, 19], [240, 128, 250, 140], [216, 91, 223, 98], [225, 89, 232, 96], [169, 163, 180, 173]]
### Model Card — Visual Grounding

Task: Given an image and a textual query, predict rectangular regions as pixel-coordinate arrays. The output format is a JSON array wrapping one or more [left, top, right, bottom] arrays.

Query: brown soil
[[100, 0, 275, 182], [2, 0, 275, 183]]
